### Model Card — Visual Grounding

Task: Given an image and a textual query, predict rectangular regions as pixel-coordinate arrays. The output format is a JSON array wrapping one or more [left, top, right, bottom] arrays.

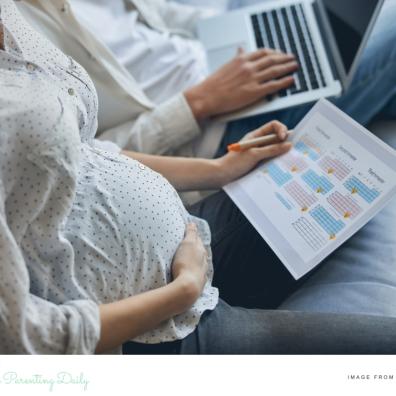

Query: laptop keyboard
[[251, 3, 326, 98]]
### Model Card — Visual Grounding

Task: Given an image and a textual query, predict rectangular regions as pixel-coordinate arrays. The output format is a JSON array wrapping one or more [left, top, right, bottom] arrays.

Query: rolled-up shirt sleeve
[[0, 208, 100, 354], [98, 93, 201, 155]]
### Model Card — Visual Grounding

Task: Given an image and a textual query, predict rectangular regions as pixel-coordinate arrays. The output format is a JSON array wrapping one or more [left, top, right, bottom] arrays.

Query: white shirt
[[0, 0, 218, 354], [176, 0, 230, 13], [17, 0, 225, 163], [70, 0, 209, 105]]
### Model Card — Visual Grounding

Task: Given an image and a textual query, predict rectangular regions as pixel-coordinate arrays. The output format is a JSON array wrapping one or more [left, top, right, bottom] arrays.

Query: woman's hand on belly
[[171, 223, 209, 301], [95, 223, 208, 353]]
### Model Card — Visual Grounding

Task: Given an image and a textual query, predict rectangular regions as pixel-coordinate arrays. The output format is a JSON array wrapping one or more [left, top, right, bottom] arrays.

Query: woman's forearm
[[95, 275, 199, 353], [121, 150, 225, 191]]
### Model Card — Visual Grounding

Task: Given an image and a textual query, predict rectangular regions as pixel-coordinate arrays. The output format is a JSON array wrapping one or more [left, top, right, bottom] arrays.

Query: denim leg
[[123, 298, 396, 354], [179, 299, 396, 354], [216, 5, 396, 155], [380, 96, 396, 120]]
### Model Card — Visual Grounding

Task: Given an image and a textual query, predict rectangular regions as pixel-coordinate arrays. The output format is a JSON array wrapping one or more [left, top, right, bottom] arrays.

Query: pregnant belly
[[64, 147, 187, 302]]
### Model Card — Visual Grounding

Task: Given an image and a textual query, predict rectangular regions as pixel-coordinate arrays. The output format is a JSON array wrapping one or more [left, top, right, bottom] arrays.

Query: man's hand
[[214, 120, 293, 186], [184, 48, 298, 120]]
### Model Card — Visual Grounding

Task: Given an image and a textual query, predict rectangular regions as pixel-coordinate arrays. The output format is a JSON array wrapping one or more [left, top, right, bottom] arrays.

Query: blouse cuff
[[62, 299, 101, 354]]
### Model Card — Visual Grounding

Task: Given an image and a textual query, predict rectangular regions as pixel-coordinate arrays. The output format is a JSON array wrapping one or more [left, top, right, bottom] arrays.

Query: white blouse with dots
[[0, 0, 218, 354]]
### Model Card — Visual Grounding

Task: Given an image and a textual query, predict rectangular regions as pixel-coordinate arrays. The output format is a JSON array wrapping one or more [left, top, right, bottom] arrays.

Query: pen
[[227, 131, 292, 152]]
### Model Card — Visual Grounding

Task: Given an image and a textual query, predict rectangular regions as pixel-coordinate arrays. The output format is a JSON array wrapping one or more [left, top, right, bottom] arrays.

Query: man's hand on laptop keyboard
[[184, 48, 298, 120]]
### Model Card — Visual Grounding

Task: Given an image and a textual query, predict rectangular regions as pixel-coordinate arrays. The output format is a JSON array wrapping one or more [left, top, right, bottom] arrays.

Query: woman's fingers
[[185, 223, 207, 268], [184, 223, 206, 251], [252, 120, 289, 141], [251, 142, 292, 159], [184, 222, 198, 240]]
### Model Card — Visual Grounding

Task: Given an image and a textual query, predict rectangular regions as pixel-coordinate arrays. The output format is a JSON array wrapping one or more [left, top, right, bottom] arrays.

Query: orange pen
[[227, 131, 291, 152]]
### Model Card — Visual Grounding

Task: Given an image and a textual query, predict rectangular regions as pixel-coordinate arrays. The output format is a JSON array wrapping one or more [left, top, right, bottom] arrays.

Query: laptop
[[197, 0, 384, 121]]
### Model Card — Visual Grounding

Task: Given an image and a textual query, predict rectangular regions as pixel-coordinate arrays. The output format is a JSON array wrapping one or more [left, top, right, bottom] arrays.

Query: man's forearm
[[121, 150, 225, 191]]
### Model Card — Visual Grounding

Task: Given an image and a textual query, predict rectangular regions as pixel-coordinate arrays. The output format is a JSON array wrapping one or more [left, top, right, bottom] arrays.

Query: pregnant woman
[[1, 0, 396, 354]]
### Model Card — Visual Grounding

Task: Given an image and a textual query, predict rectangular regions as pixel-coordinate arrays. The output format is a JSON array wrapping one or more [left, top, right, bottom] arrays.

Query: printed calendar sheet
[[224, 99, 396, 279]]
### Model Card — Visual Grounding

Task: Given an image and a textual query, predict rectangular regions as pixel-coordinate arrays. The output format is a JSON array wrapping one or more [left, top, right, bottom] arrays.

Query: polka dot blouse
[[0, 0, 218, 354]]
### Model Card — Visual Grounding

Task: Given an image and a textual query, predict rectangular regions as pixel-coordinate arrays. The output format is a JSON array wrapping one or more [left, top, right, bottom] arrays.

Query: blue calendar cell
[[275, 192, 292, 210], [310, 205, 345, 236], [295, 141, 320, 161], [302, 170, 334, 194], [343, 176, 380, 203], [264, 163, 292, 186]]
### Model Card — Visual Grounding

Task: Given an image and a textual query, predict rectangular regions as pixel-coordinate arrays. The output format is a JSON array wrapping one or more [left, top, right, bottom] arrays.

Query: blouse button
[[138, 164, 146, 170], [68, 88, 75, 96], [26, 63, 36, 72]]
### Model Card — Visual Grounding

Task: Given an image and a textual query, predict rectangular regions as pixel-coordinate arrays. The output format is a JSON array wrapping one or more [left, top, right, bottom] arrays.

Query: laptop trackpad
[[208, 42, 248, 72]]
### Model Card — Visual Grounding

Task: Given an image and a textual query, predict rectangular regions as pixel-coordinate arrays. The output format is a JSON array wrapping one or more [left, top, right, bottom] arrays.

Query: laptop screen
[[322, 0, 381, 74]]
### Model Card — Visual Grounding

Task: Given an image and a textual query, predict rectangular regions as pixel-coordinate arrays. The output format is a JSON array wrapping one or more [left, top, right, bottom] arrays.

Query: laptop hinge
[[311, 0, 344, 84]]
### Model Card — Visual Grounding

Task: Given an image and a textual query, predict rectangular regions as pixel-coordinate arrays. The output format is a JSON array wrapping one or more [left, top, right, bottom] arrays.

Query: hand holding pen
[[216, 120, 293, 186], [228, 126, 292, 152]]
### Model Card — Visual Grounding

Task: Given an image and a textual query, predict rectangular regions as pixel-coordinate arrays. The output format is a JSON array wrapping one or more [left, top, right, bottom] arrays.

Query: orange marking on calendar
[[291, 165, 299, 172], [316, 187, 323, 193], [329, 234, 336, 240], [351, 187, 358, 194], [344, 211, 351, 219], [327, 168, 335, 174], [301, 206, 308, 212]]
